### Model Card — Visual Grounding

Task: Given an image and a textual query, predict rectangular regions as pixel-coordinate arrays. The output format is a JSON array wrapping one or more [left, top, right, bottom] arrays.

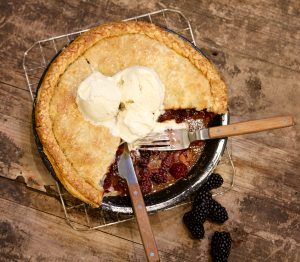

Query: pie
[[35, 21, 228, 207]]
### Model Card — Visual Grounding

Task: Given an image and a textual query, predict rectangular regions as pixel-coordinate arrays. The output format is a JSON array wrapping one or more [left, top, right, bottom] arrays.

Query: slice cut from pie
[[35, 21, 227, 207]]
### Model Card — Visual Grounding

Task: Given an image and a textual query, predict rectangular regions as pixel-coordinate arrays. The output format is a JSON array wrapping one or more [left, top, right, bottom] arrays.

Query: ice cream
[[76, 66, 165, 143], [115, 66, 165, 142], [117, 104, 157, 142], [115, 66, 164, 116], [76, 71, 121, 123]]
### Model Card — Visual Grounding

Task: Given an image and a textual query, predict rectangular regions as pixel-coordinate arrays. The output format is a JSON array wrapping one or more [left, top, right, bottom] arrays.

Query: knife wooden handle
[[208, 115, 294, 139], [128, 183, 160, 262]]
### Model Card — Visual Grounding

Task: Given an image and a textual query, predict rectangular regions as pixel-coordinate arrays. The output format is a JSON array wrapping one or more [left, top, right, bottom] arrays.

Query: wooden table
[[1, 1, 299, 261]]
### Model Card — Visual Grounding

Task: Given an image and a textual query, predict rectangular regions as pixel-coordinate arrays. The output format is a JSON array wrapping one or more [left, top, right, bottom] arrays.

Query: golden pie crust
[[35, 21, 228, 207]]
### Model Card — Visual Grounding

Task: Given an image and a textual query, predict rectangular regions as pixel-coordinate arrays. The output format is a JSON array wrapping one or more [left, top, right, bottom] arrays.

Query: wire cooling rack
[[23, 8, 235, 230]]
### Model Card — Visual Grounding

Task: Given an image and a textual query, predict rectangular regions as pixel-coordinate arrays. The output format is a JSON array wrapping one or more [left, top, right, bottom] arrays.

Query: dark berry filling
[[103, 109, 215, 196], [169, 162, 188, 179]]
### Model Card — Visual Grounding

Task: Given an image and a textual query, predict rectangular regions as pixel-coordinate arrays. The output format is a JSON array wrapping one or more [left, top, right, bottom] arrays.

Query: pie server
[[117, 143, 160, 262]]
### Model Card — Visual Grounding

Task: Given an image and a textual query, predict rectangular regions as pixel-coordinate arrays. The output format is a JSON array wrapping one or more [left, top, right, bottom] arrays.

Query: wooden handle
[[128, 183, 160, 262], [209, 116, 294, 139]]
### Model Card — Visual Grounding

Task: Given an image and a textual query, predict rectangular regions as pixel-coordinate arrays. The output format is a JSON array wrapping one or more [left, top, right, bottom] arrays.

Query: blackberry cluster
[[183, 213, 205, 239], [202, 173, 224, 191], [211, 231, 232, 262], [193, 190, 213, 208], [185, 201, 209, 223], [182, 201, 208, 239], [208, 200, 228, 223], [182, 173, 231, 260]]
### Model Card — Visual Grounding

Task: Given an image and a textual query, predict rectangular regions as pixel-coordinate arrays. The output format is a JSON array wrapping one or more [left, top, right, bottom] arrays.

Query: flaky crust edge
[[35, 21, 228, 207]]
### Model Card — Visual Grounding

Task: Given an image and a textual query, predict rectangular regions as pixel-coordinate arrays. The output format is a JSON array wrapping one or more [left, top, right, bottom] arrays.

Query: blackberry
[[151, 170, 168, 184], [188, 223, 205, 239], [103, 173, 112, 191], [208, 200, 228, 223], [139, 169, 152, 179], [161, 154, 173, 171], [193, 204, 209, 223], [185, 201, 209, 224], [114, 178, 128, 196], [202, 173, 224, 191], [169, 162, 188, 179], [138, 158, 149, 168], [193, 190, 213, 208], [139, 150, 151, 160], [183, 213, 205, 239], [157, 109, 175, 122], [194, 191, 228, 223], [211, 231, 231, 262], [139, 177, 152, 194]]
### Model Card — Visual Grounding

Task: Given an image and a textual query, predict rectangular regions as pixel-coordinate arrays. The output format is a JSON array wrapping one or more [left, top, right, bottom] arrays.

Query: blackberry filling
[[103, 109, 215, 195]]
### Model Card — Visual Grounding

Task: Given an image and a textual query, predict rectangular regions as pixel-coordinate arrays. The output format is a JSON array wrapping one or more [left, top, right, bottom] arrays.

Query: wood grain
[[0, 197, 185, 262], [0, 84, 55, 191], [0, 0, 299, 261]]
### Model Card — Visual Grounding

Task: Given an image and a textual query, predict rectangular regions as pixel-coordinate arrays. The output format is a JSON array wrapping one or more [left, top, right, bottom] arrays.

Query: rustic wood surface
[[1, 0, 299, 261]]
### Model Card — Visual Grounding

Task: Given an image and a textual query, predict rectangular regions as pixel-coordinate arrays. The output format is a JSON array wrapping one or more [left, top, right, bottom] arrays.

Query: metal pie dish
[[32, 27, 229, 214]]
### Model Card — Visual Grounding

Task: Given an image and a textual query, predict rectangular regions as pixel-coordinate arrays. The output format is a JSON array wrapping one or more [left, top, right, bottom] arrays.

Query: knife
[[117, 143, 160, 262]]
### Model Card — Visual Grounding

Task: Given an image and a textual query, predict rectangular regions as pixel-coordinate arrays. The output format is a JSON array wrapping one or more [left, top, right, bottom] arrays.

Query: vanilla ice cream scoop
[[114, 66, 164, 115], [117, 104, 156, 142], [115, 66, 165, 142], [76, 66, 165, 143], [76, 71, 121, 123]]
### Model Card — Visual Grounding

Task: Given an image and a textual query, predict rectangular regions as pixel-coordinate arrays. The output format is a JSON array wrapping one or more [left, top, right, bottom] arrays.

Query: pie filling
[[103, 109, 215, 196]]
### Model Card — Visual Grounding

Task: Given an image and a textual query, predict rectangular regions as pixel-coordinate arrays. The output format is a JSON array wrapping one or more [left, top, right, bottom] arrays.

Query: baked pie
[[35, 21, 227, 207]]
